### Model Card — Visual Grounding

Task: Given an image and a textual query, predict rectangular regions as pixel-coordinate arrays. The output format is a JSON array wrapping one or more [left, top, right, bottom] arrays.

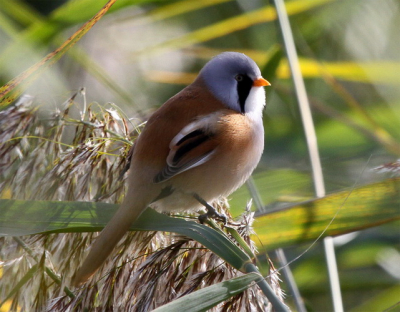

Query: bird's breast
[[158, 111, 264, 210]]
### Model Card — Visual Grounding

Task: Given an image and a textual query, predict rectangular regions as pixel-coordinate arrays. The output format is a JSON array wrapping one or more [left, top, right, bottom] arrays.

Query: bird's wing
[[154, 114, 220, 183]]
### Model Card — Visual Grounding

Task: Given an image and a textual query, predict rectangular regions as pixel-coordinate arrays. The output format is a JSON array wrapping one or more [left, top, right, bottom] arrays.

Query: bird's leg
[[193, 193, 227, 224]]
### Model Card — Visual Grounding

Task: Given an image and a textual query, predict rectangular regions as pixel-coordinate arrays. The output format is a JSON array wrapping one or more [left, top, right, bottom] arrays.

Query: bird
[[73, 52, 270, 286]]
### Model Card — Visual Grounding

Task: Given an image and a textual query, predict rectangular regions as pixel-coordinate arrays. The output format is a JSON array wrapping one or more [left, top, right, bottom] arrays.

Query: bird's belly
[[151, 128, 263, 212]]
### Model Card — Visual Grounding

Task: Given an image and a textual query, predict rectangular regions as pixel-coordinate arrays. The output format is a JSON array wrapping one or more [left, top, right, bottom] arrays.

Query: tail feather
[[73, 197, 148, 286]]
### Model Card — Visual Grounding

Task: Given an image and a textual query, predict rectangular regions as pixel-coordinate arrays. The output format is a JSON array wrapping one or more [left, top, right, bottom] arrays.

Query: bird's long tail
[[73, 194, 149, 286]]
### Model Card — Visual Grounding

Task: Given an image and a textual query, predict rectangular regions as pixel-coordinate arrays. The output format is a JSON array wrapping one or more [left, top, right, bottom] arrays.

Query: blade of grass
[[145, 59, 400, 86], [0, 200, 250, 270], [135, 0, 232, 24], [135, 0, 334, 58], [254, 177, 400, 251], [152, 272, 277, 312], [12, 237, 75, 299], [0, 0, 137, 108], [1, 178, 398, 254], [0, 264, 39, 308], [0, 0, 117, 107], [0, 0, 42, 27], [273, 0, 327, 310], [0, 9, 20, 37], [272, 0, 344, 310]]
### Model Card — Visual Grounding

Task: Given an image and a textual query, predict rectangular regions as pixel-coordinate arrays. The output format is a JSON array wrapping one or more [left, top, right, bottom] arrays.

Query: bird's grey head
[[198, 52, 267, 115]]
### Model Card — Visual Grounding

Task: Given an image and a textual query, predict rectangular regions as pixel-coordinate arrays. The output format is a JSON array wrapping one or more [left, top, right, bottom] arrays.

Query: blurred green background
[[0, 0, 399, 311]]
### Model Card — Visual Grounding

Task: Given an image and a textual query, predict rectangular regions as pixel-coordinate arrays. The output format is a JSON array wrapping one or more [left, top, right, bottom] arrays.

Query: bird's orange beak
[[253, 77, 271, 87]]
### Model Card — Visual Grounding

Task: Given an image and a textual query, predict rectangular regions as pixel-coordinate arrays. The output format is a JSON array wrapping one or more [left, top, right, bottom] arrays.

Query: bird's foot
[[193, 193, 227, 224]]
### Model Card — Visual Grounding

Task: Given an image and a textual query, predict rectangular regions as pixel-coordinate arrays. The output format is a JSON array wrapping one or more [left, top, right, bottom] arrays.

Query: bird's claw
[[198, 208, 227, 224], [193, 193, 227, 225]]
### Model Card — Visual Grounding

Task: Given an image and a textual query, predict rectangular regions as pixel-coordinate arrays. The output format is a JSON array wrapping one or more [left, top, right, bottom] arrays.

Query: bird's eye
[[235, 74, 244, 82]]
